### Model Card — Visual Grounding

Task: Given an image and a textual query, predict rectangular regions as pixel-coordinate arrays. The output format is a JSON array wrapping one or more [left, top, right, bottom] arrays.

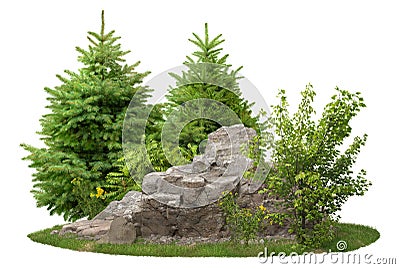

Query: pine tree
[[162, 23, 259, 161], [21, 11, 150, 221]]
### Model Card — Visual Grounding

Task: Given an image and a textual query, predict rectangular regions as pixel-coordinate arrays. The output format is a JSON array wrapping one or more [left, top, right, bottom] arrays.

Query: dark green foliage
[[264, 84, 371, 247], [21, 11, 150, 221]]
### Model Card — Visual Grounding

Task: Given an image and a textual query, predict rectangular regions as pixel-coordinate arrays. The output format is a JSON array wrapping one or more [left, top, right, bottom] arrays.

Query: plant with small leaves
[[218, 192, 266, 243], [71, 178, 106, 219], [264, 83, 371, 247]]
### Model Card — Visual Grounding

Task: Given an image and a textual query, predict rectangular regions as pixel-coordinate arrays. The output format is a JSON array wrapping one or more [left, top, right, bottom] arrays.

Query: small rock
[[159, 236, 170, 244], [106, 217, 136, 244]]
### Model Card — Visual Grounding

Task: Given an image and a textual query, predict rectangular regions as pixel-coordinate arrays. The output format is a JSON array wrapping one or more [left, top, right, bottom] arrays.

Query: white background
[[1, 0, 399, 268]]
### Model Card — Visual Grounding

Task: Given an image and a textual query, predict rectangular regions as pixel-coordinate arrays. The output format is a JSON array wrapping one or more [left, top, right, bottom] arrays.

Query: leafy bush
[[264, 83, 371, 247]]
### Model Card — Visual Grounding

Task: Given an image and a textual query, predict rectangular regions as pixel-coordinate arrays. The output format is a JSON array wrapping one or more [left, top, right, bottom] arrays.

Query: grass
[[28, 223, 379, 257]]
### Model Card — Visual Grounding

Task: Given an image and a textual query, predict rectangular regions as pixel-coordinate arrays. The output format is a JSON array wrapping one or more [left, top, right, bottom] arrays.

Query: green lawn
[[28, 223, 379, 257]]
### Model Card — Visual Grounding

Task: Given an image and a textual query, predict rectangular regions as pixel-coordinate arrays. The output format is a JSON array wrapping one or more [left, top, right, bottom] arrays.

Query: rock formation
[[60, 124, 288, 244]]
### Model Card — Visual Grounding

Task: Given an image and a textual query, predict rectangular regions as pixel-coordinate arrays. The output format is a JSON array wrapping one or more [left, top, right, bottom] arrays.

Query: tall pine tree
[[163, 23, 259, 161], [21, 11, 150, 221]]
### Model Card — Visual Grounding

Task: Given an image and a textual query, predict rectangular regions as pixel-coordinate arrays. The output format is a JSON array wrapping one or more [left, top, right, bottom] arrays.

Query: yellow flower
[[259, 205, 267, 211], [95, 187, 104, 198]]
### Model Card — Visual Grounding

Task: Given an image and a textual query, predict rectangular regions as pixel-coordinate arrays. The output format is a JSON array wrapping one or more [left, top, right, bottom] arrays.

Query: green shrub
[[263, 83, 371, 247], [219, 192, 265, 243], [71, 178, 106, 219]]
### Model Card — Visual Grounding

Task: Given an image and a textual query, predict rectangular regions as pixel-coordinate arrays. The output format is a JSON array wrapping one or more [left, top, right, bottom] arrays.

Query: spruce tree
[[163, 23, 259, 162], [21, 11, 150, 221]]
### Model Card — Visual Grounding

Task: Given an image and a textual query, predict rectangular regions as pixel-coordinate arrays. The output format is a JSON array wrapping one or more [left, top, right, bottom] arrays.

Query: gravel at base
[[140, 234, 295, 245]]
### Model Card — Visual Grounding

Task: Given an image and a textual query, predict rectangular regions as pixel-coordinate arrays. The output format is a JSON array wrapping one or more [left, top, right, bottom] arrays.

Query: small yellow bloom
[[259, 205, 267, 211], [95, 187, 105, 198]]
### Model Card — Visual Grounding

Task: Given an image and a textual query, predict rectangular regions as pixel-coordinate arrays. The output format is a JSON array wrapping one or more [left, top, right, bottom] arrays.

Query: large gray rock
[[142, 124, 257, 208]]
